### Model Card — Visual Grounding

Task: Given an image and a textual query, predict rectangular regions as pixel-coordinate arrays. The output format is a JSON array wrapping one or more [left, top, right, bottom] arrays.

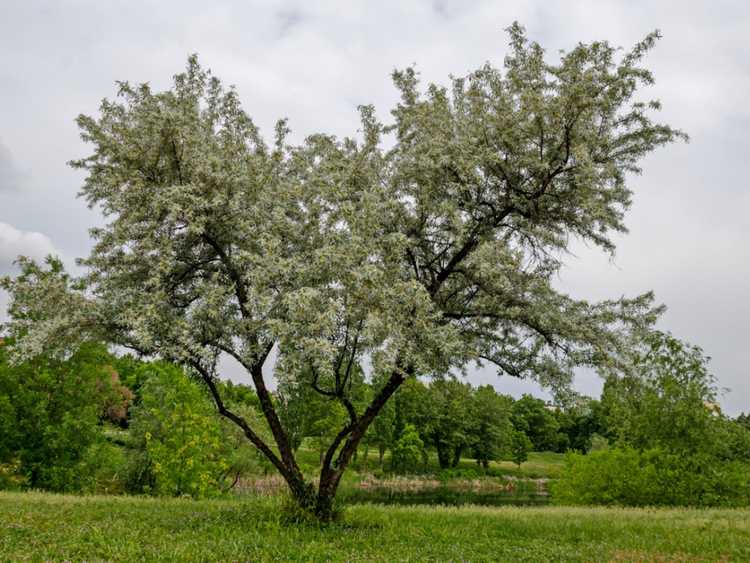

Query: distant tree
[[556, 331, 750, 508], [511, 394, 561, 452], [275, 373, 320, 453], [737, 413, 750, 432], [470, 386, 513, 469], [601, 331, 722, 455], [393, 379, 430, 441], [391, 424, 425, 473], [510, 430, 533, 468], [421, 380, 474, 468], [365, 389, 396, 468], [554, 397, 606, 453], [2, 23, 683, 519]]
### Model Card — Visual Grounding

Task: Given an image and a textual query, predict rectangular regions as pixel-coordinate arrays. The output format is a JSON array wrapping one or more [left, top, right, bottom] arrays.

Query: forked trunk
[[314, 471, 343, 521]]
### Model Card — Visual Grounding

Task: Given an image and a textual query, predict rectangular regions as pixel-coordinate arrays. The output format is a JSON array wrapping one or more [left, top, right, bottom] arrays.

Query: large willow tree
[[2, 24, 684, 519]]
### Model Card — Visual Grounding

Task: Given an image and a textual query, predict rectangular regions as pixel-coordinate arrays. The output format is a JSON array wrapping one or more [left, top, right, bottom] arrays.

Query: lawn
[[1, 491, 748, 561]]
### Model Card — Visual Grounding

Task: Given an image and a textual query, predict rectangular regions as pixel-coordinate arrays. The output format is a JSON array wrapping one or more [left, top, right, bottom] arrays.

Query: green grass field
[[1, 491, 748, 561]]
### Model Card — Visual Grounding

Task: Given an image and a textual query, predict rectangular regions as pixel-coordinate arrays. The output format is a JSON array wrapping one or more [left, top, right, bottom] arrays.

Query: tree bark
[[437, 444, 451, 469], [451, 445, 463, 468]]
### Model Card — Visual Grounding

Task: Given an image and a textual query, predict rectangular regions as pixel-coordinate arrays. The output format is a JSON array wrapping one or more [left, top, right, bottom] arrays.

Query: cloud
[[0, 221, 58, 274]]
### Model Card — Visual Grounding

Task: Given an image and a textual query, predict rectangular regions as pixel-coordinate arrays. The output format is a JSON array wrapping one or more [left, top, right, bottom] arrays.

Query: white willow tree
[[2, 24, 684, 520]]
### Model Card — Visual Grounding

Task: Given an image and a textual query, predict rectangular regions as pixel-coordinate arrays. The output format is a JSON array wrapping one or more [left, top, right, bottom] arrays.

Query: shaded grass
[[1, 491, 748, 561]]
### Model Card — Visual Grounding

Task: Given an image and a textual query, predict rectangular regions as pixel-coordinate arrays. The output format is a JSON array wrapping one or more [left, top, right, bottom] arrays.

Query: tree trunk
[[378, 445, 385, 467], [451, 445, 462, 467], [311, 369, 408, 520], [437, 444, 451, 469]]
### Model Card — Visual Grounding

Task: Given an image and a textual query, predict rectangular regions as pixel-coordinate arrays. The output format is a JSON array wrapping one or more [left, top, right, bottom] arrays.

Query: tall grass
[[1, 491, 748, 561]]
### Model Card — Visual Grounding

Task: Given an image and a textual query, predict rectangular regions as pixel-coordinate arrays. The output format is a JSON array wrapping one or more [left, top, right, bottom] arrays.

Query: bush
[[76, 440, 127, 494], [552, 447, 750, 507], [0, 341, 119, 492], [127, 363, 229, 498], [390, 424, 424, 473], [437, 468, 480, 481]]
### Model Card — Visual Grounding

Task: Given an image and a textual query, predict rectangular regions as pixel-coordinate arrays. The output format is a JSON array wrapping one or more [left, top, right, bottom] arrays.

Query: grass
[[1, 491, 749, 561], [473, 451, 565, 479]]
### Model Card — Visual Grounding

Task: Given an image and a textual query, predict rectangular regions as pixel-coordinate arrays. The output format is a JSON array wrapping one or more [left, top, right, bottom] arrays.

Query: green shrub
[[437, 468, 480, 481], [390, 424, 424, 473], [0, 341, 120, 492], [552, 447, 750, 507], [76, 440, 127, 494], [127, 363, 229, 498]]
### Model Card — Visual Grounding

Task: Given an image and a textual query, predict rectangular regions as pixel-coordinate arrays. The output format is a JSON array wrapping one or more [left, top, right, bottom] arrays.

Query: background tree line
[[2, 330, 748, 507]]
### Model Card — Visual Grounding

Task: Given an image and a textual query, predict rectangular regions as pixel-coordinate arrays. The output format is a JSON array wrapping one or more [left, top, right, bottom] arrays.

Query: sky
[[0, 0, 748, 414]]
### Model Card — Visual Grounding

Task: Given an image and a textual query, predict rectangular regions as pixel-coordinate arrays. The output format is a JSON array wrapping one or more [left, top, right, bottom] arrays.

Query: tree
[[601, 331, 722, 455], [510, 429, 532, 468], [0, 337, 122, 491], [511, 394, 561, 452], [553, 397, 606, 453], [2, 24, 683, 520], [554, 331, 750, 508], [364, 389, 396, 468], [421, 379, 474, 468], [470, 386, 513, 469]]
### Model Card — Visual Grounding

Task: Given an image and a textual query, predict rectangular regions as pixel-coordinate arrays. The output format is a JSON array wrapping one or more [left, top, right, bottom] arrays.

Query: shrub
[[127, 363, 229, 498], [390, 424, 424, 473], [76, 440, 127, 494], [552, 447, 750, 507], [0, 341, 118, 492]]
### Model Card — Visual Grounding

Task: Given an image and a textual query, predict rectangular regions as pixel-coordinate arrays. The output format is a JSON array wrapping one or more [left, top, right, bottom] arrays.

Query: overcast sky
[[1, 0, 748, 414]]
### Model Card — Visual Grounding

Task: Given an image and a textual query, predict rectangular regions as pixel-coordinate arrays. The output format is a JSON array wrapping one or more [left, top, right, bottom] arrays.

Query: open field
[[1, 491, 748, 561]]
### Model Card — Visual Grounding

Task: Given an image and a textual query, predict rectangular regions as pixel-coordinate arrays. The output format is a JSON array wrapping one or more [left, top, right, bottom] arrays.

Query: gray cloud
[[0, 222, 58, 274], [0, 0, 747, 414]]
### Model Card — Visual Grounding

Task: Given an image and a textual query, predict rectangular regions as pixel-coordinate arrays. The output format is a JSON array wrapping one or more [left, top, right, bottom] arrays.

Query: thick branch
[[189, 360, 290, 479], [216, 341, 303, 480]]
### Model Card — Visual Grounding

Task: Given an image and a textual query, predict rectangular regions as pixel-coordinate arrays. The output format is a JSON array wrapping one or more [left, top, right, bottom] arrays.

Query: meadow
[[1, 491, 748, 561]]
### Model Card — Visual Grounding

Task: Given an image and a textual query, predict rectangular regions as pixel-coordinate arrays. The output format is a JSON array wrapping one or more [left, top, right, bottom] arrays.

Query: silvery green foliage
[[0, 257, 97, 359], [375, 23, 684, 395], [1, 25, 685, 514]]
